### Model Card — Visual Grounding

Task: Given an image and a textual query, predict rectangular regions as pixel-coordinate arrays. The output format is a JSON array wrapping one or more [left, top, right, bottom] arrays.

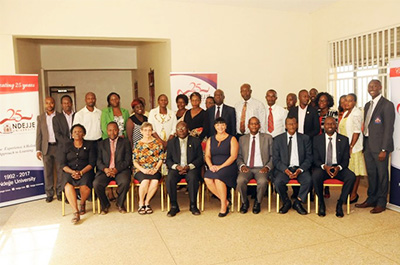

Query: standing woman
[[183, 92, 209, 141], [175, 94, 189, 121], [126, 99, 148, 149], [338, 95, 347, 122], [338, 93, 366, 203], [101, 92, 130, 139], [316, 92, 339, 135], [204, 117, 239, 217], [133, 122, 164, 214], [59, 124, 95, 224]]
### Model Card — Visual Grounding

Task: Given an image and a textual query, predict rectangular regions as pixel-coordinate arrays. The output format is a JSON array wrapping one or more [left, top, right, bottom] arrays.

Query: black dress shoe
[[318, 203, 326, 217], [252, 200, 261, 214], [279, 200, 292, 214], [57, 194, 62, 201], [45, 196, 53, 203], [240, 200, 249, 214], [350, 194, 359, 204], [293, 200, 307, 215], [336, 200, 344, 218], [167, 207, 180, 217], [190, 205, 201, 215], [218, 208, 229, 217]]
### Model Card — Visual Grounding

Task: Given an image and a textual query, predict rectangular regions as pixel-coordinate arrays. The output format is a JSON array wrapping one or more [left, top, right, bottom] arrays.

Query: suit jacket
[[206, 104, 236, 137], [272, 132, 312, 173], [166, 136, 204, 169], [288, 105, 320, 138], [313, 133, 350, 169], [53, 112, 75, 148], [96, 137, 132, 173], [363, 96, 395, 153], [36, 111, 62, 155], [237, 133, 273, 169]]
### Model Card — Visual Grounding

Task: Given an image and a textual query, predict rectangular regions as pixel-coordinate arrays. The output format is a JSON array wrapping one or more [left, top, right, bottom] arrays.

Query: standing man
[[286, 93, 297, 112], [207, 89, 236, 137], [166, 122, 204, 217], [265, 89, 287, 138], [235, 83, 266, 137], [53, 95, 75, 148], [312, 117, 355, 217], [356, 79, 395, 214], [273, 117, 312, 215], [93, 122, 132, 214], [309, 88, 319, 110], [237, 117, 273, 214], [205, 96, 215, 110], [36, 97, 63, 202]]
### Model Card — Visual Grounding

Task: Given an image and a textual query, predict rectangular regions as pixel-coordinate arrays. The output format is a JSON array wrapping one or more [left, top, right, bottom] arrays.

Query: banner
[[170, 72, 217, 111], [0, 75, 45, 207], [388, 59, 400, 212]]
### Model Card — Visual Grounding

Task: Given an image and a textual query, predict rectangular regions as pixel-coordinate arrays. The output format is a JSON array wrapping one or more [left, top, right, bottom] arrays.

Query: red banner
[[0, 75, 38, 94], [390, 67, 400, 78]]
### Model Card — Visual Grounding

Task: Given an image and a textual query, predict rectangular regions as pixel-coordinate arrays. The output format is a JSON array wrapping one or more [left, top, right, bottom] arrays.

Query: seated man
[[93, 121, 132, 214], [312, 116, 356, 217], [166, 121, 204, 217], [237, 117, 273, 214], [273, 117, 312, 215]]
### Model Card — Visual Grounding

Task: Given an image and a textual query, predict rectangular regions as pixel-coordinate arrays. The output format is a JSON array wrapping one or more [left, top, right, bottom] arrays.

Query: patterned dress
[[133, 139, 164, 181], [129, 115, 148, 147]]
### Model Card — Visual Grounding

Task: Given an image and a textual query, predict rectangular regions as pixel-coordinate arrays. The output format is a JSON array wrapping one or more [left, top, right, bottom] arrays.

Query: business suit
[[273, 132, 312, 203], [206, 104, 236, 137], [237, 133, 273, 204], [166, 136, 204, 206], [93, 137, 132, 210], [363, 96, 395, 208], [312, 133, 355, 204], [53, 112, 75, 150], [288, 105, 320, 138], [36, 111, 63, 198]]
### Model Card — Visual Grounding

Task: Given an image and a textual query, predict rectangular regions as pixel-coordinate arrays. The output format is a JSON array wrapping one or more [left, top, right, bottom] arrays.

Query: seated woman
[[133, 122, 164, 215], [183, 92, 209, 141], [204, 117, 239, 217], [59, 124, 95, 224]]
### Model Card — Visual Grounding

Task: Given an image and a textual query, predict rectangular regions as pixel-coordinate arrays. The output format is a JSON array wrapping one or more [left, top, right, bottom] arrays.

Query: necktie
[[288, 136, 292, 165], [240, 102, 247, 134], [249, 136, 256, 168], [268, 107, 274, 133], [216, 106, 221, 119], [326, 137, 333, 166], [109, 139, 116, 168], [363, 100, 374, 135]]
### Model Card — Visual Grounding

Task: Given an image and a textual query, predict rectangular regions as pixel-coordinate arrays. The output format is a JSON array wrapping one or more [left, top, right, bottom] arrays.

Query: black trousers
[[166, 169, 200, 207], [274, 170, 312, 203], [93, 169, 131, 210]]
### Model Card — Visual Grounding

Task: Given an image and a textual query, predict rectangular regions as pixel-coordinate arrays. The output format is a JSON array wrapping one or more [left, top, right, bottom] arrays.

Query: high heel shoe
[[218, 208, 229, 217], [350, 194, 359, 204]]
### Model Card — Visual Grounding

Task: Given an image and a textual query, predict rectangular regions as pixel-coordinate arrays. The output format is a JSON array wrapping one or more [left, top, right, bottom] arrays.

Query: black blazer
[[53, 112, 75, 147], [96, 137, 132, 173], [288, 105, 320, 138], [272, 132, 312, 173], [206, 104, 236, 137], [166, 136, 204, 169], [312, 133, 350, 169]]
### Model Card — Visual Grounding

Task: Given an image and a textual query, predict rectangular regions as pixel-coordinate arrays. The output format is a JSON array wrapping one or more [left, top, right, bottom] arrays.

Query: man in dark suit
[[273, 117, 312, 215], [93, 121, 132, 214], [237, 117, 273, 214], [356, 79, 395, 214], [166, 121, 204, 217], [206, 89, 236, 137], [312, 117, 355, 217], [53, 95, 75, 149], [36, 97, 64, 202]]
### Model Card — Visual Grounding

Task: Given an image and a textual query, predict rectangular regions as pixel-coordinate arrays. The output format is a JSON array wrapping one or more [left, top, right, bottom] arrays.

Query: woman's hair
[[141, 122, 153, 130], [214, 117, 226, 125], [315, 92, 334, 109], [347, 93, 357, 102], [190, 92, 202, 100], [176, 94, 189, 105], [131, 99, 144, 109], [107, 92, 120, 107], [338, 95, 347, 113], [70, 124, 86, 135]]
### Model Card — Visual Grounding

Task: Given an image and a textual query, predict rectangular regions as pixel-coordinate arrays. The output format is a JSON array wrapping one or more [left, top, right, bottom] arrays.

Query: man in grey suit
[[356, 79, 395, 214], [237, 117, 273, 214], [53, 95, 75, 149], [36, 97, 63, 202]]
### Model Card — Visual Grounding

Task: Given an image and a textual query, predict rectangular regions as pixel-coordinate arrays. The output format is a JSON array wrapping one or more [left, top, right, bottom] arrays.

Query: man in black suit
[[206, 89, 236, 137], [93, 122, 132, 214], [356, 79, 395, 214], [166, 121, 204, 217], [312, 117, 355, 217], [273, 117, 312, 215], [53, 95, 75, 149]]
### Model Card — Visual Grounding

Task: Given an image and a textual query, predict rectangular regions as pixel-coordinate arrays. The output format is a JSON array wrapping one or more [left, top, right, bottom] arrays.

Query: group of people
[[36, 79, 395, 223]]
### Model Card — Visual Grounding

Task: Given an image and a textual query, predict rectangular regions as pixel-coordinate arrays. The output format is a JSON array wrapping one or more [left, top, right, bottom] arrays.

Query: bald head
[[214, 89, 225, 105]]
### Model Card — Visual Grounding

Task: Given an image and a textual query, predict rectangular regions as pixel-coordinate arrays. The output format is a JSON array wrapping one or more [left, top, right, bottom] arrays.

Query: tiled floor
[[0, 184, 399, 265]]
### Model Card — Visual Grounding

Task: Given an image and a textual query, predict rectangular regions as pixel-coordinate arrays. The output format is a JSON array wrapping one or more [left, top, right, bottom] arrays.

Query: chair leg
[[167, 193, 170, 212], [347, 194, 350, 214], [92, 188, 96, 214], [97, 197, 100, 214], [276, 193, 280, 213], [161, 182, 164, 212], [197, 185, 200, 209], [268, 181, 271, 213], [230, 188, 234, 213], [315, 195, 319, 214], [131, 185, 135, 213], [201, 182, 205, 212], [126, 188, 130, 213], [307, 192, 310, 214], [62, 190, 65, 216], [237, 191, 241, 212]]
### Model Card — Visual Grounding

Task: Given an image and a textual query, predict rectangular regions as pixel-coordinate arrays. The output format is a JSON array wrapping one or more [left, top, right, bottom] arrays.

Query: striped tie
[[268, 107, 274, 133]]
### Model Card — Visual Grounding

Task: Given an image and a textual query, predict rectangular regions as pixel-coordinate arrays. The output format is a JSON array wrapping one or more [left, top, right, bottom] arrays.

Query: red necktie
[[268, 107, 274, 133], [240, 102, 247, 134], [249, 136, 256, 168]]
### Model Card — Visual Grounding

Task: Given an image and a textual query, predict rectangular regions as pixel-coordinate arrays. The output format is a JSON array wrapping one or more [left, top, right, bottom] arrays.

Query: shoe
[[370, 206, 386, 214], [190, 205, 200, 216], [350, 194, 359, 204], [293, 200, 307, 215], [355, 201, 376, 208], [138, 205, 146, 215], [279, 200, 292, 214], [118, 206, 127, 214], [240, 200, 249, 214], [71, 212, 80, 224], [145, 205, 153, 214], [324, 186, 330, 198], [100, 206, 109, 215], [318, 203, 326, 217], [57, 194, 62, 201], [252, 200, 261, 214], [79, 204, 86, 215], [336, 200, 344, 218], [218, 208, 229, 217], [167, 207, 180, 217], [45, 196, 53, 203], [65, 198, 69, 204]]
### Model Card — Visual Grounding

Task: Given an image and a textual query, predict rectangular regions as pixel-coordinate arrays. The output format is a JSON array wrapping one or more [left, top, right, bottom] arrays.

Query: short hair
[[267, 89, 277, 97], [190, 92, 202, 100], [176, 94, 189, 105], [214, 117, 226, 125], [370, 79, 382, 86], [287, 93, 297, 100], [206, 96, 215, 103], [107, 92, 120, 107], [61, 95, 73, 104], [158, 94, 168, 101], [298, 89, 308, 96], [248, 116, 260, 124], [131, 99, 143, 109], [285, 116, 298, 124], [70, 124, 86, 135], [338, 95, 347, 112], [141, 122, 153, 130], [315, 92, 334, 108], [107, 121, 119, 129], [347, 93, 357, 102]]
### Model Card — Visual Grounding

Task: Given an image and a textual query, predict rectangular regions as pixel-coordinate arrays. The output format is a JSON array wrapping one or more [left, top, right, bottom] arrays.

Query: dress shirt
[[73, 106, 102, 140], [297, 105, 307, 134], [245, 133, 263, 168], [234, 97, 266, 134], [148, 106, 177, 140], [109, 137, 118, 168], [287, 132, 299, 167], [63, 110, 74, 137], [46, 112, 56, 143], [215, 104, 224, 118], [365, 94, 382, 137], [322, 132, 341, 170], [266, 104, 288, 138], [171, 136, 195, 170]]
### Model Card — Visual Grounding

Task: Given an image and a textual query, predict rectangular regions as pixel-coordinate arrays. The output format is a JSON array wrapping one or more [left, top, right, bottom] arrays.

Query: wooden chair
[[237, 178, 272, 213], [315, 179, 351, 214], [96, 180, 130, 213], [276, 179, 310, 213], [61, 187, 96, 216], [204, 186, 235, 213], [131, 178, 165, 212]]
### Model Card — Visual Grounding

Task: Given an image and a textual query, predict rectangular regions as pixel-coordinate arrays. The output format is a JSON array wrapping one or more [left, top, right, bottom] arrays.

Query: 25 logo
[[0, 109, 33, 124]]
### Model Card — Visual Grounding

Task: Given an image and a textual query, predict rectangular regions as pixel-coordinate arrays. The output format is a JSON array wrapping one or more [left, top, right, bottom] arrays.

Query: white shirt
[[73, 106, 102, 140], [46, 112, 56, 143], [324, 132, 338, 165], [266, 104, 288, 138], [245, 133, 263, 168], [234, 97, 266, 134], [214, 104, 224, 118], [171, 136, 195, 170], [287, 132, 299, 167], [297, 105, 307, 134], [148, 106, 177, 140], [63, 110, 74, 137]]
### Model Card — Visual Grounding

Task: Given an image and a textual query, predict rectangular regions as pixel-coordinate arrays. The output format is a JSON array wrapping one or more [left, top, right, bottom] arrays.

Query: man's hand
[[36, 151, 42, 161], [259, 167, 269, 174], [284, 168, 295, 179], [378, 151, 387, 162], [240, 165, 249, 173], [292, 168, 302, 178]]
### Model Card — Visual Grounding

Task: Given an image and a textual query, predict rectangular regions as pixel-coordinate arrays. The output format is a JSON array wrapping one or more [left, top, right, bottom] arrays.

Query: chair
[[204, 186, 235, 213], [237, 178, 272, 213], [276, 179, 310, 213], [96, 180, 130, 213], [166, 178, 204, 212], [131, 178, 165, 212], [61, 187, 96, 216], [315, 179, 350, 215]]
